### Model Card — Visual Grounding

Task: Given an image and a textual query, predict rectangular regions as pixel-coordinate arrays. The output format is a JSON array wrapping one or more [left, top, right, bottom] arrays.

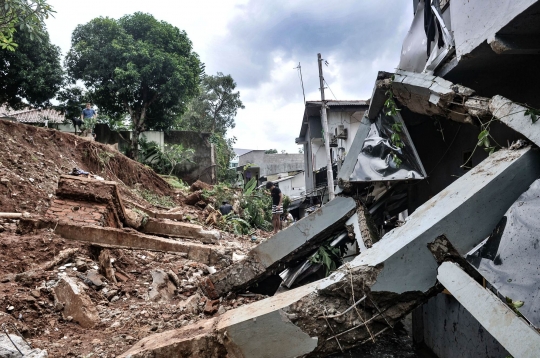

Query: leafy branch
[[309, 243, 346, 276], [525, 107, 540, 124], [0, 0, 55, 51], [384, 90, 401, 116], [385, 90, 404, 167]]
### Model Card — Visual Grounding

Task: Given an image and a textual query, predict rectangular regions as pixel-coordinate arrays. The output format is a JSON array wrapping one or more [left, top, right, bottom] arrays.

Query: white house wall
[[311, 142, 327, 172], [311, 110, 366, 171], [291, 172, 305, 189]]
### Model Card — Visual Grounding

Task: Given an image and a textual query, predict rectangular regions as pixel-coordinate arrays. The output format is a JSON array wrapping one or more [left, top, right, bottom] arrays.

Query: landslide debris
[[0, 121, 268, 357]]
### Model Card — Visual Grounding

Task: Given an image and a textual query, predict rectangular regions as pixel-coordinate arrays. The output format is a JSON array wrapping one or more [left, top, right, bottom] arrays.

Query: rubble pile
[[0, 121, 267, 357]]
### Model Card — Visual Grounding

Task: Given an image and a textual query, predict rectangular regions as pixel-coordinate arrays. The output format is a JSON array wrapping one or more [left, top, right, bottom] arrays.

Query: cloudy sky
[[45, 0, 413, 153]]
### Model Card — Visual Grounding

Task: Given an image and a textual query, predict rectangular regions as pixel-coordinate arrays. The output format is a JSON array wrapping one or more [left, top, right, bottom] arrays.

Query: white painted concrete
[[438, 262, 540, 358], [450, 0, 537, 60], [490, 95, 540, 148], [354, 147, 540, 294]]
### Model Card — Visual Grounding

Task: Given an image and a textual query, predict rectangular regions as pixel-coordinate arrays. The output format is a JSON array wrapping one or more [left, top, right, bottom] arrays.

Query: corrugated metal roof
[[0, 106, 65, 123]]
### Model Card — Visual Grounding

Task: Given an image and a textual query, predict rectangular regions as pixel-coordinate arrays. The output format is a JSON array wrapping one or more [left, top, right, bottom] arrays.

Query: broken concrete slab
[[119, 318, 226, 358], [142, 218, 221, 244], [127, 147, 540, 357], [392, 69, 476, 124], [19, 220, 230, 266], [361, 147, 540, 294], [390, 70, 540, 152], [437, 262, 540, 358], [54, 275, 99, 329], [202, 196, 357, 298], [490, 95, 540, 147]]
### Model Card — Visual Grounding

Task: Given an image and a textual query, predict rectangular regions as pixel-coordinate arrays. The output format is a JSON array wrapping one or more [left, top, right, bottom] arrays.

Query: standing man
[[266, 181, 282, 234], [81, 103, 97, 137]]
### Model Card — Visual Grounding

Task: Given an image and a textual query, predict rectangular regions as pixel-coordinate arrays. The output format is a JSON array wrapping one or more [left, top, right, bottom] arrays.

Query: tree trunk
[[129, 128, 140, 160]]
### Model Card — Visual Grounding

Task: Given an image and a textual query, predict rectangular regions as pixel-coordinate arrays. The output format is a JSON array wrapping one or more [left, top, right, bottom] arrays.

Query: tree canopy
[[0, 27, 63, 108], [66, 12, 202, 158], [0, 0, 55, 51], [176, 72, 245, 183], [177, 72, 244, 135], [55, 86, 90, 120]]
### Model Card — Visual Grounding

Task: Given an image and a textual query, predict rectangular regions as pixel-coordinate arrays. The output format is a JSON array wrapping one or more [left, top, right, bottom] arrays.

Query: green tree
[[265, 149, 278, 154], [176, 72, 244, 183], [0, 0, 55, 51], [66, 12, 202, 159], [178, 72, 244, 134], [54, 86, 90, 120], [162, 143, 195, 176], [0, 27, 62, 108]]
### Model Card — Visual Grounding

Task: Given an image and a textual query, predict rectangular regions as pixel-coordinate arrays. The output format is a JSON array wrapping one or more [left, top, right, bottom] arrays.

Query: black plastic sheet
[[467, 179, 540, 328], [350, 112, 426, 182]]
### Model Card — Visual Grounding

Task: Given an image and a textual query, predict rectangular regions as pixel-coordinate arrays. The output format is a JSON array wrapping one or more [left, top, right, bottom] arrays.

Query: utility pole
[[317, 53, 335, 201], [294, 62, 306, 104]]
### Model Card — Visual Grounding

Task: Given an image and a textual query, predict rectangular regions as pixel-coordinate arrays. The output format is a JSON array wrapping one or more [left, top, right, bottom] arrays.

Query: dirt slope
[[0, 120, 173, 214]]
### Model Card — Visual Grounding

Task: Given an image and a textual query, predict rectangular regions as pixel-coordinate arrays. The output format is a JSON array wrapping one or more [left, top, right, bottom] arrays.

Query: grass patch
[[135, 189, 176, 208], [160, 175, 189, 190]]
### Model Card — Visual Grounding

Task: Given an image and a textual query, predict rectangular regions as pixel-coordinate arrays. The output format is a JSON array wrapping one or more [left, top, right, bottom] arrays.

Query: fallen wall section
[[201, 196, 357, 298]]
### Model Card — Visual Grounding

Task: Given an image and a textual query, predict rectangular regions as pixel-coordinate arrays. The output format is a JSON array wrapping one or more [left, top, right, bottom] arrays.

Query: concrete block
[[119, 318, 226, 358], [54, 275, 99, 329], [143, 218, 220, 244], [0, 334, 48, 357], [183, 293, 201, 315], [124, 208, 147, 230], [50, 222, 229, 266], [438, 262, 540, 358], [149, 269, 176, 302]]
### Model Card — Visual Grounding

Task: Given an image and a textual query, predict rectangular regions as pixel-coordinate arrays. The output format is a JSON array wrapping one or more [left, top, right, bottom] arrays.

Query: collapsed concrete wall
[[120, 146, 540, 357], [200, 196, 357, 299], [390, 70, 540, 150]]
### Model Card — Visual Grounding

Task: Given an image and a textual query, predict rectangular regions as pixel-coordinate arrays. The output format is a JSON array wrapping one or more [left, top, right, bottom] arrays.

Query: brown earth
[[0, 120, 174, 215], [0, 121, 271, 357]]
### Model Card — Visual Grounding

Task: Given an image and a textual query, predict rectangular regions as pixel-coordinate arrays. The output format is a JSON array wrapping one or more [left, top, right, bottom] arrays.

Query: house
[[237, 150, 304, 185], [0, 105, 68, 129], [230, 148, 253, 169], [295, 100, 369, 203]]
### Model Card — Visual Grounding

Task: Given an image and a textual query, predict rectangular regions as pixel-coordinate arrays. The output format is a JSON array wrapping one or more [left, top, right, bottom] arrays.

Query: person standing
[[266, 181, 282, 234], [81, 103, 97, 136]]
